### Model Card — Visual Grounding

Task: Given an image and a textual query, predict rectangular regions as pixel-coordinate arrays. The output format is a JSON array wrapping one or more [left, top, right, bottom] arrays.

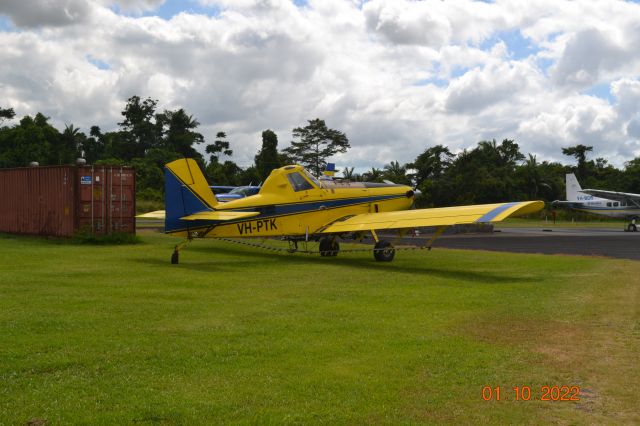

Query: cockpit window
[[286, 172, 314, 192], [302, 169, 321, 187]]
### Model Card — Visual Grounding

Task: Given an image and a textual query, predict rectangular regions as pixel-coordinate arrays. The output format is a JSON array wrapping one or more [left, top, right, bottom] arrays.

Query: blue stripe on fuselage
[[165, 193, 405, 233]]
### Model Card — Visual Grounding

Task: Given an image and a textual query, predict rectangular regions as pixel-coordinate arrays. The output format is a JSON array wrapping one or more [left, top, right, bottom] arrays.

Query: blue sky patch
[[584, 82, 614, 103], [413, 78, 447, 88], [110, 0, 309, 20], [0, 16, 15, 32], [535, 57, 555, 75], [86, 55, 110, 71], [480, 28, 540, 60], [450, 66, 469, 79], [147, 0, 219, 19]]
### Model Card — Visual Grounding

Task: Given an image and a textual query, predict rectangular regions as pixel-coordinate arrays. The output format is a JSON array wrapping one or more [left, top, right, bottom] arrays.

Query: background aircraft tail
[[565, 173, 582, 201], [165, 158, 218, 233]]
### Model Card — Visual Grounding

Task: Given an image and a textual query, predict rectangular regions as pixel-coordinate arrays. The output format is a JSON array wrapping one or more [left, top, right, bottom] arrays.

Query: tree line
[[1, 98, 639, 208]]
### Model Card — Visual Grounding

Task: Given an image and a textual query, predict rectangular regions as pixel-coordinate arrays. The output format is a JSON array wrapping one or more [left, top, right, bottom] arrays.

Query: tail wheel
[[319, 238, 340, 256], [374, 240, 395, 262], [628, 223, 638, 232]]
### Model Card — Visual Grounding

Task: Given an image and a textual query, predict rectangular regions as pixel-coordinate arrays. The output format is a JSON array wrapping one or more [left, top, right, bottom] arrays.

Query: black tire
[[628, 223, 638, 232], [374, 240, 395, 262], [329, 241, 340, 256], [319, 238, 339, 256], [171, 251, 179, 264]]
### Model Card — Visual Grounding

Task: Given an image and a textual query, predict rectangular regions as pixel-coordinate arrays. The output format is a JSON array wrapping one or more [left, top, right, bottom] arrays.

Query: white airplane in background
[[554, 173, 640, 231]]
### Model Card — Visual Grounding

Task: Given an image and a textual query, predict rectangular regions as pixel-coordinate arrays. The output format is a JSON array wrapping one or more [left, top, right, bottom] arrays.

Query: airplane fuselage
[[168, 166, 415, 238], [566, 194, 640, 219]]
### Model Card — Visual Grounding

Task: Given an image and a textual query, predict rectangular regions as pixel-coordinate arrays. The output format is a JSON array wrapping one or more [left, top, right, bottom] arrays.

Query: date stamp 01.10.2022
[[482, 385, 581, 402]]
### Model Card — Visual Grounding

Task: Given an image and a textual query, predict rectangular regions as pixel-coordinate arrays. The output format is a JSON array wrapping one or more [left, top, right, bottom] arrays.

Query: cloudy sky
[[1, 0, 640, 170]]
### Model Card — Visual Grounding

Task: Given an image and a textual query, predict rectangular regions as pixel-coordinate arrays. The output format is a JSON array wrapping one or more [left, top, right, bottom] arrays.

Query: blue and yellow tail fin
[[165, 158, 217, 233]]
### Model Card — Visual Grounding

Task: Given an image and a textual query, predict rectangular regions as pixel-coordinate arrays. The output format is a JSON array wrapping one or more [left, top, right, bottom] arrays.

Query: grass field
[[1, 232, 638, 424]]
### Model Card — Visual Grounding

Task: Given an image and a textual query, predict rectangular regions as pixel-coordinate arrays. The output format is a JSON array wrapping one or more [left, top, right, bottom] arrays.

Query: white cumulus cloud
[[0, 0, 639, 168]]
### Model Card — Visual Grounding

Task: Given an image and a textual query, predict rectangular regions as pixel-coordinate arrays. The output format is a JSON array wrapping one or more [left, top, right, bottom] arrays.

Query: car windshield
[[229, 186, 246, 195], [229, 186, 259, 196]]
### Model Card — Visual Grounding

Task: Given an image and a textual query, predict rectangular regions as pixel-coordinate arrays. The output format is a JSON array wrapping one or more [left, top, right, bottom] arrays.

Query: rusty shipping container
[[0, 165, 136, 237]]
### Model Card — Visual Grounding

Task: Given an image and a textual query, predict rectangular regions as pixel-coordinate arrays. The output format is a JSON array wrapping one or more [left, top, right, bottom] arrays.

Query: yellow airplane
[[141, 158, 543, 263]]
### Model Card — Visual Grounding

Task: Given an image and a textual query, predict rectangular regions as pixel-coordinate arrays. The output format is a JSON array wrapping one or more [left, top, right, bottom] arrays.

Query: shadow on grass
[[135, 241, 538, 284]]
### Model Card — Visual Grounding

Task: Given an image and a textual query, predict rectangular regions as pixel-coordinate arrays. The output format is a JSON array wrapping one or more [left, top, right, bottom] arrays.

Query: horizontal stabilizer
[[180, 211, 260, 221], [320, 201, 544, 233], [137, 210, 166, 219]]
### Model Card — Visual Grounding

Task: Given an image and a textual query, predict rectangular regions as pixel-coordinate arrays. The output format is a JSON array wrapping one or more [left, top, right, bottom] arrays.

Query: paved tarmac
[[401, 227, 640, 261]]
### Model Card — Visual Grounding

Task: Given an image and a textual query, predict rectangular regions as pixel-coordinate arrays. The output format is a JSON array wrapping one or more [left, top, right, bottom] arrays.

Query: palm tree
[[342, 166, 355, 180], [59, 124, 82, 164], [363, 167, 383, 182], [523, 154, 541, 198], [383, 160, 410, 184]]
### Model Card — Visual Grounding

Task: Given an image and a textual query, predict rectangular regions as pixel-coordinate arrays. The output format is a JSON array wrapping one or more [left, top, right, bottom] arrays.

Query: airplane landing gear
[[171, 238, 193, 264], [374, 240, 395, 262], [319, 237, 340, 256], [626, 218, 638, 232]]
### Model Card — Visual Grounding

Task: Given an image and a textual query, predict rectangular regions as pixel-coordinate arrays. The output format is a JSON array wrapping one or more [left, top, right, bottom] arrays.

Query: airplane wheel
[[319, 238, 329, 256], [628, 224, 638, 232], [329, 241, 340, 257], [171, 250, 179, 264], [319, 238, 339, 256], [374, 240, 395, 262]]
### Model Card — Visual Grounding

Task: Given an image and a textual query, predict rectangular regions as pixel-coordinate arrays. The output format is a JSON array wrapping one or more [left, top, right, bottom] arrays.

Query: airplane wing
[[136, 210, 260, 221], [319, 201, 544, 234], [580, 189, 640, 205]]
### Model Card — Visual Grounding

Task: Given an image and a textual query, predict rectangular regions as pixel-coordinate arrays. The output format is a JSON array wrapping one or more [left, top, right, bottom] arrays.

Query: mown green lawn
[[0, 232, 638, 424]]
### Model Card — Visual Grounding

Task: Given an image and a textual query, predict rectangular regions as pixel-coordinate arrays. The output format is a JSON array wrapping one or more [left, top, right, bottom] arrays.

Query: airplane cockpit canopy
[[286, 171, 315, 192]]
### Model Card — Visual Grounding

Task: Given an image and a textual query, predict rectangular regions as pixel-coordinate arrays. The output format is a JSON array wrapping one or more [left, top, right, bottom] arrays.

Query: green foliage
[[362, 167, 383, 182], [622, 158, 640, 192], [157, 109, 204, 158], [416, 139, 528, 206], [0, 106, 16, 125], [206, 160, 244, 186], [0, 113, 58, 167], [255, 129, 280, 180], [118, 96, 161, 159], [409, 144, 453, 185], [240, 165, 262, 186], [205, 131, 232, 164], [382, 160, 411, 185], [562, 144, 593, 181], [284, 118, 350, 176], [94, 158, 126, 166], [71, 232, 141, 245], [342, 166, 356, 180]]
